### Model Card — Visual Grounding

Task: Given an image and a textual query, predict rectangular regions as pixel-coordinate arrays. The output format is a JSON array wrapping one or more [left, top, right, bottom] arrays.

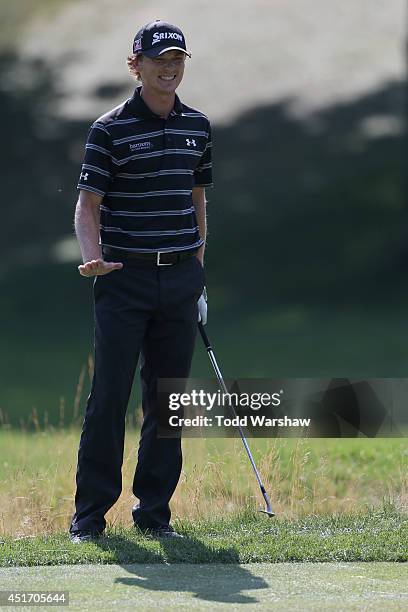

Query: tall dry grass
[[1, 421, 407, 538], [1, 361, 407, 537]]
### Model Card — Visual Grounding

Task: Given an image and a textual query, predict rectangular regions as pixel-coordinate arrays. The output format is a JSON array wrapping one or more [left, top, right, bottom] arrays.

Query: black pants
[[69, 255, 205, 534]]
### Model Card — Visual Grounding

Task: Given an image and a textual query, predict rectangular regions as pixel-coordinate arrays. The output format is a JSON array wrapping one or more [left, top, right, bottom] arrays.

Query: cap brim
[[143, 46, 191, 58]]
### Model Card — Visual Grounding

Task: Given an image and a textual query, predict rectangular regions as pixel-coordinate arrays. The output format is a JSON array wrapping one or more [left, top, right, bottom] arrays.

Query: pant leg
[[132, 256, 205, 529], [70, 268, 152, 534]]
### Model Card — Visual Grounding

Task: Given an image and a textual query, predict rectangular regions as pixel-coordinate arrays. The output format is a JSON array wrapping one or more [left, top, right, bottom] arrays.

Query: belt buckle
[[157, 251, 172, 266]]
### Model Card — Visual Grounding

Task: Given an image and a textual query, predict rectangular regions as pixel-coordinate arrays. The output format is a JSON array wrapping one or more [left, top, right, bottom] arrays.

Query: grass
[[2, 261, 408, 425], [3, 300, 408, 426], [2, 562, 408, 611], [0, 426, 407, 539], [0, 507, 407, 566]]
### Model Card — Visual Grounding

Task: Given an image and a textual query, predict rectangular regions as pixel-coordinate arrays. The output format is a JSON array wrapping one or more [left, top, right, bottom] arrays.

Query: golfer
[[69, 20, 212, 542]]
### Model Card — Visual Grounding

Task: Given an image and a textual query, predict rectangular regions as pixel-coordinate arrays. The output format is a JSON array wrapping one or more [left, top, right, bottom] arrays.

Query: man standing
[[69, 20, 212, 542]]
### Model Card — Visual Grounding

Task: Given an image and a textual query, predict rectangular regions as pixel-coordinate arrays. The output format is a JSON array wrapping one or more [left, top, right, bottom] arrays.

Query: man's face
[[136, 50, 186, 94]]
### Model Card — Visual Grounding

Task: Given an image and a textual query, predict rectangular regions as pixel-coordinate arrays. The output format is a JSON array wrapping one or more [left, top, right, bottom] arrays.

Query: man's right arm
[[74, 190, 123, 277]]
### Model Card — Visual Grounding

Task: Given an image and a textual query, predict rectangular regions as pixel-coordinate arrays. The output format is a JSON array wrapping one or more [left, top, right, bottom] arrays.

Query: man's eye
[[154, 58, 184, 65]]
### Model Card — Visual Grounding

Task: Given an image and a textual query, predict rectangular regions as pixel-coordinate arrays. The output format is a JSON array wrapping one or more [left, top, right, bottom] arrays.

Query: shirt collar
[[128, 86, 183, 119]]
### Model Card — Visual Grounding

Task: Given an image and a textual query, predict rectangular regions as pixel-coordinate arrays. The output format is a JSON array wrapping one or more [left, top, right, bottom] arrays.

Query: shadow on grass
[[102, 533, 268, 605]]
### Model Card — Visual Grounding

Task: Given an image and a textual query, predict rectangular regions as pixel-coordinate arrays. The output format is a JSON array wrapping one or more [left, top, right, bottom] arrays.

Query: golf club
[[198, 322, 275, 517]]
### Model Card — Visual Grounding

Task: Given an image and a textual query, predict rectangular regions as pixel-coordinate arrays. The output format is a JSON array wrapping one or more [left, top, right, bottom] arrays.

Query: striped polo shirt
[[77, 86, 213, 253]]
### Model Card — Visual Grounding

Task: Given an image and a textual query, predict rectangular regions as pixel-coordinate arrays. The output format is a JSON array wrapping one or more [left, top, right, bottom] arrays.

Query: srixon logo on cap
[[152, 31, 183, 45]]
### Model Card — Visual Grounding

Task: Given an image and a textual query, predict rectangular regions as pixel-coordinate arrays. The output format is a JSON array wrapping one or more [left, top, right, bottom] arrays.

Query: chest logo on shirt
[[130, 141, 153, 152], [186, 138, 197, 147]]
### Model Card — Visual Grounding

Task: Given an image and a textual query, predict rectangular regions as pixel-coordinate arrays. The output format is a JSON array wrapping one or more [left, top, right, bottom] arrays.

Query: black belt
[[102, 246, 198, 266]]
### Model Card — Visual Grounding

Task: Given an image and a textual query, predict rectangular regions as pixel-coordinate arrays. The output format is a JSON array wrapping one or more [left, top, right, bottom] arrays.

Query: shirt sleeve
[[193, 121, 213, 187], [77, 122, 113, 196]]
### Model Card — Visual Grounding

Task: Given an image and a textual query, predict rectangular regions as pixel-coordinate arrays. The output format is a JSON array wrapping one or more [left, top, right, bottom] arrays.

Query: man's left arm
[[192, 186, 207, 266]]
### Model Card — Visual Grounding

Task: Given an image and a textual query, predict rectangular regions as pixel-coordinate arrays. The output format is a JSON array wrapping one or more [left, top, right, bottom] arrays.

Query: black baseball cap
[[133, 20, 191, 58]]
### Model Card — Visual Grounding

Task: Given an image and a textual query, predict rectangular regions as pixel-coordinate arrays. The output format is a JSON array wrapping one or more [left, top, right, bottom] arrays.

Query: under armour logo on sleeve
[[186, 139, 196, 147], [80, 172, 89, 181]]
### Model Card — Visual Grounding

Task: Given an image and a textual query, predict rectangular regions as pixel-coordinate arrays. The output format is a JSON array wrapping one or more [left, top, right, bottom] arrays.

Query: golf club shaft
[[198, 322, 274, 514]]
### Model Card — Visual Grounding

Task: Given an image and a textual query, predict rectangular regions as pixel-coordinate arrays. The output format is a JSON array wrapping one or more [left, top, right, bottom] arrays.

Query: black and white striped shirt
[[77, 86, 213, 253]]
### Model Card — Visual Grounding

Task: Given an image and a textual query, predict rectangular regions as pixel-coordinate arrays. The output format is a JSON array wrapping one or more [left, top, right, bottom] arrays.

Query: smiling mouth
[[159, 75, 176, 81]]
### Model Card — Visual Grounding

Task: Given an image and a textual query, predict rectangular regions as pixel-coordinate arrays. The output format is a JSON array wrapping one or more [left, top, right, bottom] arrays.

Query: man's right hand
[[78, 259, 123, 277]]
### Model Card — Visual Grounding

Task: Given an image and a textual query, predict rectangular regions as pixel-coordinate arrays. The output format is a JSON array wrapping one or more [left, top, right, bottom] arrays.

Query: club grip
[[198, 321, 211, 350]]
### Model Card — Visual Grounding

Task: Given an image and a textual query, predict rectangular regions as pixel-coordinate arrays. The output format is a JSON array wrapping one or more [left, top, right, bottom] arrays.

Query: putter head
[[259, 508, 275, 518], [259, 487, 274, 517]]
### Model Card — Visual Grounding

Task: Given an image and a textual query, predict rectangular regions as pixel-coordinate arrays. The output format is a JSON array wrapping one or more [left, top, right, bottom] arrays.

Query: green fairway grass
[[1, 509, 407, 566], [2, 562, 408, 611]]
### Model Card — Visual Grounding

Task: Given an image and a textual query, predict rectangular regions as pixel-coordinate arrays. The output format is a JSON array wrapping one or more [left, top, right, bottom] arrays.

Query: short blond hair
[[127, 54, 142, 81]]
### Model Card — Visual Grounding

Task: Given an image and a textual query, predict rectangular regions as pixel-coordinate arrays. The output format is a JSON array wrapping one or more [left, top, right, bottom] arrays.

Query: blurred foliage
[[0, 0, 77, 50]]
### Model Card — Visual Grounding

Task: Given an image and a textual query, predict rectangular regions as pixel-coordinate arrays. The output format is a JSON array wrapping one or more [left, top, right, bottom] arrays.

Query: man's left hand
[[198, 286, 208, 326]]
